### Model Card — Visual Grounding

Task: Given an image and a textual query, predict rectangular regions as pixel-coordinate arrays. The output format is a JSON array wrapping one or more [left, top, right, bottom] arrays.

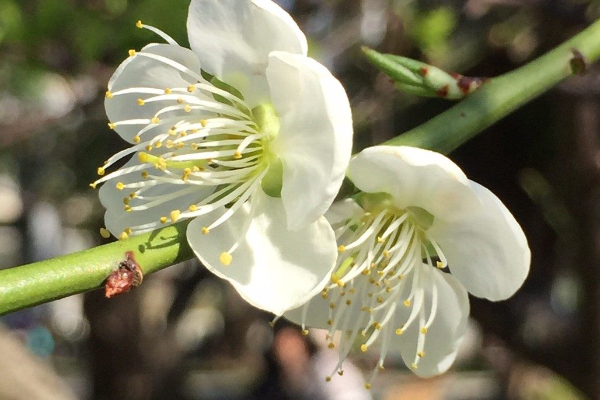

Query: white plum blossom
[[93, 0, 353, 315], [285, 146, 530, 387]]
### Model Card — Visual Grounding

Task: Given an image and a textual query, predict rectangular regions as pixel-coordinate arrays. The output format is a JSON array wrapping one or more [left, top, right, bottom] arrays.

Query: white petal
[[187, 0, 307, 107], [99, 157, 213, 236], [187, 190, 338, 316], [325, 199, 364, 226], [391, 268, 469, 378], [106, 44, 201, 143], [349, 146, 479, 222], [429, 181, 531, 301], [268, 52, 353, 230]]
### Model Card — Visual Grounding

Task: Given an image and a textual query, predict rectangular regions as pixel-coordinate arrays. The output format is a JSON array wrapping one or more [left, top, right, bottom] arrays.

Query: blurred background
[[0, 0, 599, 399]]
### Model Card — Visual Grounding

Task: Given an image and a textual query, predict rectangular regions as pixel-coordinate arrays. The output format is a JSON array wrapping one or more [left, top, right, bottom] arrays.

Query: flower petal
[[325, 199, 364, 226], [187, 190, 338, 316], [391, 268, 469, 378], [187, 0, 307, 107], [267, 52, 353, 230], [106, 44, 201, 143], [348, 146, 479, 222], [99, 157, 212, 236], [429, 181, 531, 301]]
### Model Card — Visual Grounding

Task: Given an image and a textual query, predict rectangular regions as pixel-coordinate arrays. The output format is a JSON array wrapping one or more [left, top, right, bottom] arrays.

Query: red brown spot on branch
[[105, 251, 144, 298], [570, 48, 587, 75], [420, 66, 428, 76], [436, 84, 450, 98]]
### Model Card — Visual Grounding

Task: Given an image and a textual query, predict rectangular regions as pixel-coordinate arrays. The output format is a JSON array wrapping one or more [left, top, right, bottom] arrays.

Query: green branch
[[1, 20, 600, 316], [382, 18, 600, 153], [0, 222, 192, 316]]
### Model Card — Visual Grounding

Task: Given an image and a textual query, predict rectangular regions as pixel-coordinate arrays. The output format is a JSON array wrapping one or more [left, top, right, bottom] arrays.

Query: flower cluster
[[95, 0, 530, 388]]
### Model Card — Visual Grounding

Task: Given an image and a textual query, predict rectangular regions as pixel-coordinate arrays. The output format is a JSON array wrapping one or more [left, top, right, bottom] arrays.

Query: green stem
[[1, 20, 600, 317], [384, 19, 600, 153], [0, 222, 192, 316]]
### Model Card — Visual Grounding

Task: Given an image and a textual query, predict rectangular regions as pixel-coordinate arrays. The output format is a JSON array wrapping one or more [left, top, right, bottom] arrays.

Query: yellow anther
[[165, 140, 174, 148], [378, 365, 385, 371], [321, 292, 328, 299], [137, 98, 145, 106], [177, 98, 184, 104], [145, 145, 153, 151], [128, 49, 136, 57], [100, 228, 111, 239], [141, 171, 149, 179], [395, 328, 403, 335], [374, 323, 382, 330], [170, 209, 181, 222], [360, 344, 368, 353], [329, 302, 336, 309], [325, 376, 332, 382], [135, 20, 143, 28], [377, 236, 384, 243], [105, 91, 113, 99], [337, 370, 344, 376], [301, 329, 309, 336], [192, 166, 201, 172], [119, 231, 129, 240], [364, 383, 372, 390], [403, 299, 411, 307], [179, 131, 187, 137], [123, 197, 130, 205], [411, 363, 418, 370], [326, 319, 333, 326], [233, 151, 242, 160], [345, 299, 352, 305], [124, 205, 132, 212], [168, 127, 176, 136], [338, 245, 346, 253], [129, 192, 137, 199], [328, 343, 335, 349], [436, 261, 444, 269], [420, 327, 428, 334], [160, 216, 168, 224], [184, 104, 192, 112], [187, 85, 195, 93], [200, 119, 207, 127], [116, 182, 125, 190], [124, 227, 132, 235], [349, 288, 355, 294], [219, 252, 233, 266], [151, 117, 160, 124], [97, 167, 105, 176], [187, 204, 198, 212], [383, 250, 390, 258], [139, 152, 151, 163], [108, 123, 116, 130], [417, 351, 425, 358], [376, 296, 383, 304], [133, 135, 141, 144], [164, 88, 172, 94], [398, 274, 403, 280]]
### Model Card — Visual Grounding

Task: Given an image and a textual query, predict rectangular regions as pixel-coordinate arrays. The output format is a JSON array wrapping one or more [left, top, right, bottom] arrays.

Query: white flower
[[93, 0, 353, 315], [285, 146, 530, 386]]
